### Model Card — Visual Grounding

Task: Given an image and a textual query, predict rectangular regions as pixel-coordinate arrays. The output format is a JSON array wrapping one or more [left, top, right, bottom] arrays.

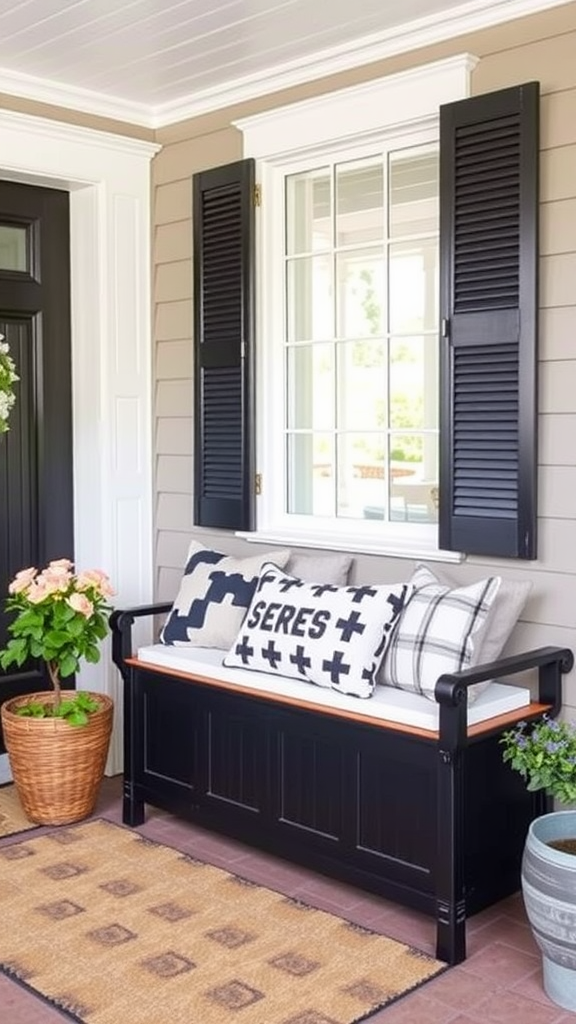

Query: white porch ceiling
[[0, 0, 570, 128]]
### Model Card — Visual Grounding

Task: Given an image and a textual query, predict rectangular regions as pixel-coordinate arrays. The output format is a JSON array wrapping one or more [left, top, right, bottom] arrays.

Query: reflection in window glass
[[336, 340, 386, 432], [389, 336, 435, 432], [336, 249, 384, 338], [337, 432, 387, 520], [388, 239, 438, 333], [0, 225, 27, 272], [336, 160, 383, 247], [390, 433, 438, 523], [389, 148, 438, 238], [286, 255, 332, 342], [286, 169, 331, 255], [287, 432, 335, 516], [286, 343, 334, 431]]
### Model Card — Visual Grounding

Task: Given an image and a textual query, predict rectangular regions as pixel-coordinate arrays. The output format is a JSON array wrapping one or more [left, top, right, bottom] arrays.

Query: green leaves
[[501, 716, 576, 805], [16, 691, 102, 726]]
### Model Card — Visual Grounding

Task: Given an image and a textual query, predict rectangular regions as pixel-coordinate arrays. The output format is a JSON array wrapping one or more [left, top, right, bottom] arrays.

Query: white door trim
[[0, 109, 160, 775]]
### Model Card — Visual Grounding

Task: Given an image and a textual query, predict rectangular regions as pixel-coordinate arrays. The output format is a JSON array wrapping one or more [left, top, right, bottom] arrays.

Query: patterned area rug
[[0, 782, 38, 838], [0, 819, 447, 1024]]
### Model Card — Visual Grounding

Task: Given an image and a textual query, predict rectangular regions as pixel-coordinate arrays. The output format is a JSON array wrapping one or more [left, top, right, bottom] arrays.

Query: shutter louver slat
[[202, 366, 243, 499], [193, 159, 256, 530], [439, 82, 539, 558], [452, 343, 518, 517], [453, 112, 521, 314]]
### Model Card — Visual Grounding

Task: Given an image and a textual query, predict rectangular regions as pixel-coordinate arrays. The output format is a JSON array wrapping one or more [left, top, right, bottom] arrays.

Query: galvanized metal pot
[[522, 810, 576, 1011]]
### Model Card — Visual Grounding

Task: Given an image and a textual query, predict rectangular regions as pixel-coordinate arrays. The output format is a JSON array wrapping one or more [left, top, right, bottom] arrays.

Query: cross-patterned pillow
[[160, 543, 290, 650], [224, 562, 410, 698]]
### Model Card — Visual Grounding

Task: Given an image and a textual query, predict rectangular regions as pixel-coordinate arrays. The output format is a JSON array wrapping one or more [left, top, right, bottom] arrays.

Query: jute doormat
[[0, 782, 38, 838], [0, 819, 447, 1024]]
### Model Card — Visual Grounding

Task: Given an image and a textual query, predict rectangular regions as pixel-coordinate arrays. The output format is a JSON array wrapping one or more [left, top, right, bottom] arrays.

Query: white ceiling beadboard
[[0, 0, 570, 127]]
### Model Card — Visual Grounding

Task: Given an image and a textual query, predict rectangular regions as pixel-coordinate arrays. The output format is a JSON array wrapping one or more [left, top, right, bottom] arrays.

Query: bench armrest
[[434, 645, 574, 749], [434, 645, 574, 712], [110, 603, 172, 671]]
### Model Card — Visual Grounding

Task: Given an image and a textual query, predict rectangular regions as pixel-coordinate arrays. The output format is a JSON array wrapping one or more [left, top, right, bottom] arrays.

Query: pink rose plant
[[0, 559, 115, 723]]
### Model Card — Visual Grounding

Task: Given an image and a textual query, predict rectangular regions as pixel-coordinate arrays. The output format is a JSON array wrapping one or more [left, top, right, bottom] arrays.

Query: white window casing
[[235, 54, 477, 562]]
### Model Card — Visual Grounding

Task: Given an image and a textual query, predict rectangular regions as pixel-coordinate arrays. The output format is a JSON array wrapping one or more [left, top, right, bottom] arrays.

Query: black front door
[[0, 180, 74, 733]]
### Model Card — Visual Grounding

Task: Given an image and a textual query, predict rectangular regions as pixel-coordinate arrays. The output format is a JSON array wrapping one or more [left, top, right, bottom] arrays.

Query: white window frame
[[235, 54, 477, 561]]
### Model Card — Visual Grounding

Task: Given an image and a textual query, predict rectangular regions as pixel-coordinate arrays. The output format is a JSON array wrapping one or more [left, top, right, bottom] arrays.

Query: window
[[193, 66, 539, 561], [236, 56, 473, 558]]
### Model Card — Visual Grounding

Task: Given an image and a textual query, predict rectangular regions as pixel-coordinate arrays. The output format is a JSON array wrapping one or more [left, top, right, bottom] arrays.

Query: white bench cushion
[[136, 644, 530, 732]]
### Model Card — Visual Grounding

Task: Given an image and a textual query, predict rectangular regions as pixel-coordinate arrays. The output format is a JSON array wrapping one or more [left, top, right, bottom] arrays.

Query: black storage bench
[[111, 604, 573, 966]]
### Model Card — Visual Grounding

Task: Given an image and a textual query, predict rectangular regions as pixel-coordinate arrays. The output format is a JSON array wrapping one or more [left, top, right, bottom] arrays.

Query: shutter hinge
[[255, 473, 262, 496], [441, 318, 450, 338], [253, 184, 262, 207]]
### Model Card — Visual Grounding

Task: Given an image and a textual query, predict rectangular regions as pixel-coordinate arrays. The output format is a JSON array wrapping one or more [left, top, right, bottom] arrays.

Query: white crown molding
[[0, 66, 153, 128], [0, 107, 160, 160], [0, 0, 570, 128]]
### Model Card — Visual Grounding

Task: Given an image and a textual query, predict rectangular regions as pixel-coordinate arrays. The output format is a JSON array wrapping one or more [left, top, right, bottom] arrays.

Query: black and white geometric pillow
[[160, 543, 290, 650], [379, 564, 502, 701], [224, 562, 410, 699]]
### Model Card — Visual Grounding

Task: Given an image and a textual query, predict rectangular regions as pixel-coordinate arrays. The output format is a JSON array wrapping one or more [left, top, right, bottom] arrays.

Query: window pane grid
[[284, 143, 439, 525]]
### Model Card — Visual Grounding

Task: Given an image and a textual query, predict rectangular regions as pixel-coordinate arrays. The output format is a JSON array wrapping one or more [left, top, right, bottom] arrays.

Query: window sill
[[236, 527, 463, 564]]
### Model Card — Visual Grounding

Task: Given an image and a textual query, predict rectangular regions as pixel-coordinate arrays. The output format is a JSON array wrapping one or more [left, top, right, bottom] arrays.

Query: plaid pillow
[[379, 564, 501, 702]]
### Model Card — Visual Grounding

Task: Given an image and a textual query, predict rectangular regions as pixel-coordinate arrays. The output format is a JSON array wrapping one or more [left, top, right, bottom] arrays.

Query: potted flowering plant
[[0, 559, 115, 825], [0, 332, 18, 434], [0, 558, 114, 723], [501, 715, 576, 1011], [501, 715, 576, 809]]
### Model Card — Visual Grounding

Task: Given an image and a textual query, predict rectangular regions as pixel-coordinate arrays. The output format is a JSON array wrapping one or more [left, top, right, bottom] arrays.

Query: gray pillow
[[285, 552, 353, 586]]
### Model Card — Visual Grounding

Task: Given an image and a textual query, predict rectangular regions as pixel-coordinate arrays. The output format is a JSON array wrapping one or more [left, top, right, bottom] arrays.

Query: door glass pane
[[0, 225, 27, 272]]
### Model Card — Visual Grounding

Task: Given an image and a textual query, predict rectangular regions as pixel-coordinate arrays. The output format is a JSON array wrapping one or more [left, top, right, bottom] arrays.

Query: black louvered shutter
[[193, 159, 255, 530], [439, 82, 539, 558]]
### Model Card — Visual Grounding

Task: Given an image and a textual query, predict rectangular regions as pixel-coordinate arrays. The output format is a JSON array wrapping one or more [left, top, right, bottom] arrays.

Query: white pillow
[[161, 543, 290, 650], [379, 564, 501, 702], [224, 562, 410, 699]]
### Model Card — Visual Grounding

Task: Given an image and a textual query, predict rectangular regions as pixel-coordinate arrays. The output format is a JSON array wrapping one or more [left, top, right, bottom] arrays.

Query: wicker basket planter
[[0, 691, 114, 826]]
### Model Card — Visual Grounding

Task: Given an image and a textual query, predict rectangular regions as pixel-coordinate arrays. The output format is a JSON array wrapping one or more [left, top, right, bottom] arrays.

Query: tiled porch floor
[[1, 775, 576, 1024]]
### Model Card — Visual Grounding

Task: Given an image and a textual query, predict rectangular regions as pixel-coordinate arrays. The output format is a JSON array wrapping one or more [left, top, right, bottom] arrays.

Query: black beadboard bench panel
[[110, 605, 573, 967]]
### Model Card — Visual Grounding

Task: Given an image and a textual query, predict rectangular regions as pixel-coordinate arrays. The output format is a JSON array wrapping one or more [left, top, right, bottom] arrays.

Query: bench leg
[[123, 778, 145, 827], [436, 896, 466, 964]]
